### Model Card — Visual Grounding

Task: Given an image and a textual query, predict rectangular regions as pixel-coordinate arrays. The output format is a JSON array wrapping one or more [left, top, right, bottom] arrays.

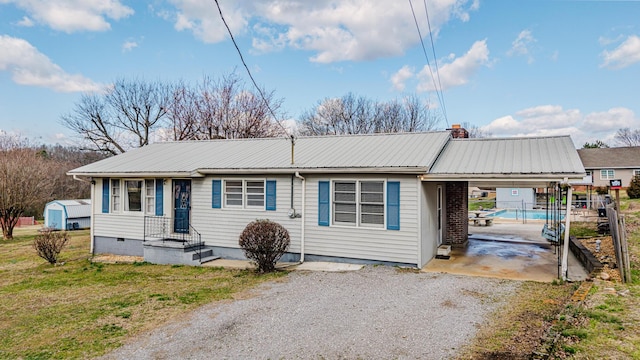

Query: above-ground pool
[[486, 209, 565, 220]]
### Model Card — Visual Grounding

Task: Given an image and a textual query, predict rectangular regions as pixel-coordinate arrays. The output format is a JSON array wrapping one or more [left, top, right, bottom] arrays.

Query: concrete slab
[[293, 261, 364, 272], [424, 221, 589, 282]]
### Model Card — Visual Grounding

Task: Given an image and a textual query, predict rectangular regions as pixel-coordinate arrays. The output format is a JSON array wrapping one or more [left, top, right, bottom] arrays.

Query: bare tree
[[163, 74, 286, 141], [461, 122, 492, 138], [299, 93, 439, 135], [61, 78, 171, 155], [0, 136, 56, 239], [614, 128, 640, 147]]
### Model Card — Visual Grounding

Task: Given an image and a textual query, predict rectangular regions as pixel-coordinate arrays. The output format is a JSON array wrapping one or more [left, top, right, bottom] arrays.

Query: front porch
[[142, 216, 218, 266]]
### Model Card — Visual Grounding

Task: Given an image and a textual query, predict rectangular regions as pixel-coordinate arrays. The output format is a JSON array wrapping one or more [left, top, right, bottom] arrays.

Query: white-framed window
[[145, 179, 155, 214], [633, 169, 640, 177], [111, 179, 120, 212], [124, 180, 143, 212], [600, 169, 615, 180], [224, 180, 265, 209], [333, 180, 384, 228]]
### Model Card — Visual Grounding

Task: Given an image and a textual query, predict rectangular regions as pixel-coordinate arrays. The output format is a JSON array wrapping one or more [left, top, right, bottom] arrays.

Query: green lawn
[[0, 228, 285, 359]]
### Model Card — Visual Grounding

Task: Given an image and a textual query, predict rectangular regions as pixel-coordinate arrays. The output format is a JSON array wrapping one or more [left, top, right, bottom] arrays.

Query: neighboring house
[[44, 199, 91, 230], [495, 188, 536, 209], [577, 147, 640, 188], [68, 132, 585, 267]]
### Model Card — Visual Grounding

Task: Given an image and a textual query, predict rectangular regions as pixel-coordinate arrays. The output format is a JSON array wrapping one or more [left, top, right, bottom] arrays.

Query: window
[[634, 170, 640, 177], [124, 180, 143, 212], [145, 180, 155, 214], [224, 180, 265, 208], [600, 169, 615, 180], [333, 180, 384, 227], [111, 179, 120, 212]]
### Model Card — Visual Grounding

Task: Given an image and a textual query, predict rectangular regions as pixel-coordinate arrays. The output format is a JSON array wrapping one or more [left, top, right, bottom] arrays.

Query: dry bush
[[33, 228, 69, 264], [239, 220, 290, 273]]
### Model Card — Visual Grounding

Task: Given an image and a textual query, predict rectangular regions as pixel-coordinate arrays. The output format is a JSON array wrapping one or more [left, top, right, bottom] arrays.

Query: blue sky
[[1, 0, 639, 147]]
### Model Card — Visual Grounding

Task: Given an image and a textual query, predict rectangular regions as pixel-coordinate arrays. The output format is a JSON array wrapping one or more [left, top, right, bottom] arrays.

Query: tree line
[[60, 74, 444, 155], [0, 134, 105, 239]]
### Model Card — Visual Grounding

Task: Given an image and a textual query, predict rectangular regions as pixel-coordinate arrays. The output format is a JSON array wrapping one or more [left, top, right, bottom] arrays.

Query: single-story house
[[577, 146, 640, 188], [68, 130, 585, 267], [44, 199, 91, 230]]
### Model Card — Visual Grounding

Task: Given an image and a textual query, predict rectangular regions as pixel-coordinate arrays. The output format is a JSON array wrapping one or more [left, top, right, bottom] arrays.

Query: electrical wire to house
[[408, 0, 449, 127], [212, 0, 292, 140]]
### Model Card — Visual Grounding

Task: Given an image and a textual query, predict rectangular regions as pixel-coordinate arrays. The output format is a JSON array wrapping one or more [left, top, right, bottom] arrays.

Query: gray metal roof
[[428, 136, 585, 179], [577, 146, 640, 169], [45, 199, 91, 219], [68, 132, 452, 176]]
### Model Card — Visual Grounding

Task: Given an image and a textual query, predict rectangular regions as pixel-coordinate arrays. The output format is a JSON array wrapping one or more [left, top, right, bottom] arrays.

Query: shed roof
[[427, 136, 585, 183], [577, 147, 640, 169], [45, 199, 91, 219], [68, 132, 452, 176]]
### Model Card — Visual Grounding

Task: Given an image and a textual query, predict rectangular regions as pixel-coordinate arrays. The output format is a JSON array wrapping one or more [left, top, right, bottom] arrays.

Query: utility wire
[[408, 0, 449, 127], [212, 0, 291, 139], [423, 0, 448, 126]]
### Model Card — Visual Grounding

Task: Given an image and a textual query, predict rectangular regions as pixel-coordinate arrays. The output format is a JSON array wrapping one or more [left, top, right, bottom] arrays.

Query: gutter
[[294, 172, 306, 263]]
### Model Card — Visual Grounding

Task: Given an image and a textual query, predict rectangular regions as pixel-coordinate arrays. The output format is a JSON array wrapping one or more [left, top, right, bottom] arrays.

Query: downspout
[[73, 175, 95, 255], [295, 172, 306, 263]]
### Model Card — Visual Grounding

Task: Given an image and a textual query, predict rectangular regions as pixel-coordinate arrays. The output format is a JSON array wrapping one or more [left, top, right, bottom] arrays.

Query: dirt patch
[[92, 255, 144, 264]]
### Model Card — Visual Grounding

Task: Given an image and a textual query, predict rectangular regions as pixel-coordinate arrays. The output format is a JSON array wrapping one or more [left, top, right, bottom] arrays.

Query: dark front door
[[173, 180, 191, 234]]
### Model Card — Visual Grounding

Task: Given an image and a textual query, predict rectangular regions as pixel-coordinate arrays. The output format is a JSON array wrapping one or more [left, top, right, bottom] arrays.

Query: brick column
[[445, 181, 468, 248]]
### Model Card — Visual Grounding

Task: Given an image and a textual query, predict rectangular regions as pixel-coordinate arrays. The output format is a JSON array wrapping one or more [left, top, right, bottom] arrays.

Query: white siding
[[93, 213, 145, 239], [190, 175, 303, 252], [304, 174, 420, 265]]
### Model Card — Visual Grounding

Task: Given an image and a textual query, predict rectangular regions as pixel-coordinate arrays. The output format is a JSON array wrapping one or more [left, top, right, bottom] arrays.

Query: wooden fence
[[606, 204, 632, 283]]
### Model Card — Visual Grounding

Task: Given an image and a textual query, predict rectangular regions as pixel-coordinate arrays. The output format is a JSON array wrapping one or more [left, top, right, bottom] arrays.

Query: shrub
[[627, 175, 640, 199], [33, 228, 69, 264], [239, 220, 290, 273]]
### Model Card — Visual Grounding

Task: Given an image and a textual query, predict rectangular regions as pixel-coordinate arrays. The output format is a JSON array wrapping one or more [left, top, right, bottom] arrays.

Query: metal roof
[[68, 132, 452, 176], [45, 199, 91, 219], [577, 146, 640, 169], [428, 136, 585, 180]]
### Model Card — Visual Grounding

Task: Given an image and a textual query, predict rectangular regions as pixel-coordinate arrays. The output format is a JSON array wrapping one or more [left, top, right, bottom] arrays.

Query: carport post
[[561, 185, 572, 280]]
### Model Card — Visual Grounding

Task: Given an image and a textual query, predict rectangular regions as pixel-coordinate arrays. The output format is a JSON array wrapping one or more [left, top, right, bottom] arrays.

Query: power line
[[212, 0, 291, 138], [408, 0, 449, 127], [423, 0, 448, 125]]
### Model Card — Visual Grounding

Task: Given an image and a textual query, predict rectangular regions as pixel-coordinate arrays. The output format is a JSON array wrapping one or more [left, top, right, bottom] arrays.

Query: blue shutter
[[318, 181, 330, 226], [212, 180, 221, 208], [387, 181, 400, 230], [155, 179, 164, 216], [266, 180, 277, 211], [102, 178, 109, 213]]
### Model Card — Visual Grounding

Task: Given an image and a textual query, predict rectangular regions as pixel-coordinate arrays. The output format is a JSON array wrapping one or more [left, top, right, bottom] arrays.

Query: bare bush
[[239, 220, 290, 273], [33, 228, 69, 264]]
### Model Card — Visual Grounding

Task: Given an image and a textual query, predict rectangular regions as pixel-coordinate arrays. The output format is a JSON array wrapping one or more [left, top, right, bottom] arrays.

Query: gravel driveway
[[101, 266, 519, 360]]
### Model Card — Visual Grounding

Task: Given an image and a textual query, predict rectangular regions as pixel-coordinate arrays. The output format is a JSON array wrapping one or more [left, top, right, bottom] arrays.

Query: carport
[[420, 135, 587, 281]]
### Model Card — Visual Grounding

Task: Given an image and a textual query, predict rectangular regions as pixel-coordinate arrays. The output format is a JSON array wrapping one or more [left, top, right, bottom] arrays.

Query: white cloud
[[601, 35, 640, 69], [482, 105, 640, 147], [3, 0, 133, 32], [122, 39, 140, 52], [0, 35, 103, 92], [507, 29, 536, 64], [16, 16, 34, 27], [416, 39, 489, 92], [390, 65, 415, 91], [164, 0, 479, 63]]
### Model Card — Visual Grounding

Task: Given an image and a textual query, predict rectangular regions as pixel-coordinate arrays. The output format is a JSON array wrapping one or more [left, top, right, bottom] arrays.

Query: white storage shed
[[44, 199, 91, 230]]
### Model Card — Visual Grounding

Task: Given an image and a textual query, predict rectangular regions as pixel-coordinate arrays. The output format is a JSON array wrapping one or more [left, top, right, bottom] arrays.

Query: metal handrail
[[144, 216, 204, 263]]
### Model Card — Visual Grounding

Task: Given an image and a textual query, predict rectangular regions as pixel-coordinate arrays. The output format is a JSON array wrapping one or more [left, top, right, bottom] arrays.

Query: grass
[[469, 199, 495, 211], [551, 200, 640, 359], [0, 227, 286, 359]]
